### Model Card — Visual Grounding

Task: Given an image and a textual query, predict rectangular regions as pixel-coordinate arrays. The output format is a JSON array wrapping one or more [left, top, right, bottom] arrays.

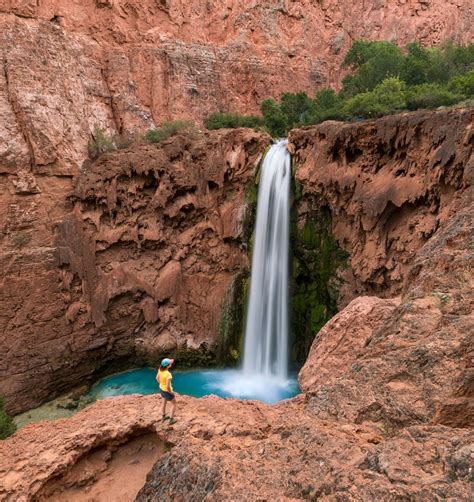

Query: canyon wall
[[1, 0, 473, 175], [293, 106, 473, 430], [290, 108, 473, 304], [0, 129, 269, 415], [0, 108, 472, 500]]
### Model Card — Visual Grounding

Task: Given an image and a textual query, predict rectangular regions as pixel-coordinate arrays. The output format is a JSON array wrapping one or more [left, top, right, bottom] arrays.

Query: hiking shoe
[[168, 418, 177, 425], [161, 415, 170, 421]]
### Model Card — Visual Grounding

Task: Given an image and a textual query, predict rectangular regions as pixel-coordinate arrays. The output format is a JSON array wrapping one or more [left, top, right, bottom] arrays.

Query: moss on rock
[[290, 205, 348, 365], [0, 395, 16, 439]]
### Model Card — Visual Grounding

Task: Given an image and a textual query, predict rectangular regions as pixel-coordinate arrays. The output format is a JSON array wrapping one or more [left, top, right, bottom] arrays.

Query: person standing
[[157, 358, 177, 424]]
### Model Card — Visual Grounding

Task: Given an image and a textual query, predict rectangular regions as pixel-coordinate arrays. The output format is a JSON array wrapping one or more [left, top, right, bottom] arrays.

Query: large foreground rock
[[0, 394, 472, 501]]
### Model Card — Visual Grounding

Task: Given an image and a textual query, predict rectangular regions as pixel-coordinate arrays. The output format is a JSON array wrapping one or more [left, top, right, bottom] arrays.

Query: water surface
[[88, 368, 299, 404]]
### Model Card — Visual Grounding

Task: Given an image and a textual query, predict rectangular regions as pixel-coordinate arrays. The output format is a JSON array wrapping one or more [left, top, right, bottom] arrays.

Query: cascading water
[[243, 140, 291, 379], [211, 139, 296, 402], [87, 141, 298, 406]]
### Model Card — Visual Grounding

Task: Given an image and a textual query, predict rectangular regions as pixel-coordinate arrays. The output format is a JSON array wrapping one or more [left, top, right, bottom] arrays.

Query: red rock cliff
[[1, 0, 473, 174], [0, 109, 472, 501], [0, 129, 269, 414], [290, 108, 473, 305]]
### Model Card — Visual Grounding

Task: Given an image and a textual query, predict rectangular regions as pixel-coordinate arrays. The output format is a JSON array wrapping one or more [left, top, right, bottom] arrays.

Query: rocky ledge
[[0, 389, 472, 500]]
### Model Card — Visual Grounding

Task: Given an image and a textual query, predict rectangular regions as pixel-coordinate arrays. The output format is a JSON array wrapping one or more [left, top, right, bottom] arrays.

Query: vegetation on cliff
[[88, 121, 197, 159], [0, 396, 16, 439], [216, 173, 259, 365], [290, 205, 348, 364], [205, 41, 473, 136], [145, 120, 197, 143], [262, 41, 473, 135]]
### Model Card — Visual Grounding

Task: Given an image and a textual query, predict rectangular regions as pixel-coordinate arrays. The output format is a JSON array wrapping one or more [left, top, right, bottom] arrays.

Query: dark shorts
[[160, 389, 175, 401]]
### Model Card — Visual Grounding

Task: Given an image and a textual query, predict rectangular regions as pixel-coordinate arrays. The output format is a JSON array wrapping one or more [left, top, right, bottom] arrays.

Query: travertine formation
[[291, 108, 474, 304], [0, 129, 269, 415]]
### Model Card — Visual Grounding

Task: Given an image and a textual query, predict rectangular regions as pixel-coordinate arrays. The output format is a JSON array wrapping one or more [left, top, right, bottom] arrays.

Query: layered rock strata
[[1, 1, 473, 173], [0, 129, 269, 415]]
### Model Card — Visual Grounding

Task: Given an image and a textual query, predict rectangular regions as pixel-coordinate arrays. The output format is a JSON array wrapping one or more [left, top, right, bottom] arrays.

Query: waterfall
[[243, 140, 291, 379]]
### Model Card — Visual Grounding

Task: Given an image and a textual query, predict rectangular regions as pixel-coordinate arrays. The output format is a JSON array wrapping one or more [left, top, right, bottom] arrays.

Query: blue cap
[[160, 358, 174, 368]]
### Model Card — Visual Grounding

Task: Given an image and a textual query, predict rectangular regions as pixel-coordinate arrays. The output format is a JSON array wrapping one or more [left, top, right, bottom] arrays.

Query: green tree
[[279, 92, 312, 130], [261, 99, 288, 137], [401, 42, 431, 85], [304, 88, 344, 125], [448, 69, 474, 97], [405, 83, 462, 110], [342, 40, 405, 96]]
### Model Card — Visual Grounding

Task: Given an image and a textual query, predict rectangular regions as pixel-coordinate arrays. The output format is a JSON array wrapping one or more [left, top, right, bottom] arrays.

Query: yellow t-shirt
[[158, 369, 173, 392]]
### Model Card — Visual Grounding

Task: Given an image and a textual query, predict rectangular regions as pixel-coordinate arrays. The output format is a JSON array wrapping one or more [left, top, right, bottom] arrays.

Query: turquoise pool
[[88, 368, 299, 404]]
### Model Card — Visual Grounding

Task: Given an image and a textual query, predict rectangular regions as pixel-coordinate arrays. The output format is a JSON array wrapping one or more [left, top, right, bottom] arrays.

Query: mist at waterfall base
[[88, 368, 299, 404], [89, 141, 299, 404]]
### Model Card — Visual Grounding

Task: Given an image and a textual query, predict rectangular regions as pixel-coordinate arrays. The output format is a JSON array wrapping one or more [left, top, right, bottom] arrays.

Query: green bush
[[342, 40, 405, 96], [204, 112, 263, 130], [279, 92, 313, 130], [343, 77, 407, 119], [304, 88, 345, 125], [448, 70, 474, 97], [145, 120, 196, 143], [88, 127, 116, 160], [405, 83, 462, 110], [0, 396, 16, 439], [261, 99, 289, 137]]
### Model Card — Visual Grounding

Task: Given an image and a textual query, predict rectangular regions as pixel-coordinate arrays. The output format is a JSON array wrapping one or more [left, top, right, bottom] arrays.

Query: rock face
[[0, 109, 472, 499], [0, 394, 472, 501], [1, 1, 473, 173], [0, 129, 268, 415], [290, 108, 474, 304], [294, 107, 473, 431]]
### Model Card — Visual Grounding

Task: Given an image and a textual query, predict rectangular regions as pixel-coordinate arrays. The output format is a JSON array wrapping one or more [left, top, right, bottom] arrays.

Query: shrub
[[88, 127, 116, 160], [343, 77, 407, 119], [0, 396, 16, 439], [304, 88, 345, 125], [204, 112, 264, 130], [279, 92, 313, 130], [448, 70, 474, 97], [145, 120, 196, 143], [405, 83, 462, 110]]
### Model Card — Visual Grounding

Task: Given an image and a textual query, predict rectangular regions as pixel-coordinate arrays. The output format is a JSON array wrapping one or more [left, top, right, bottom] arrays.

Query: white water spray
[[243, 140, 291, 379]]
